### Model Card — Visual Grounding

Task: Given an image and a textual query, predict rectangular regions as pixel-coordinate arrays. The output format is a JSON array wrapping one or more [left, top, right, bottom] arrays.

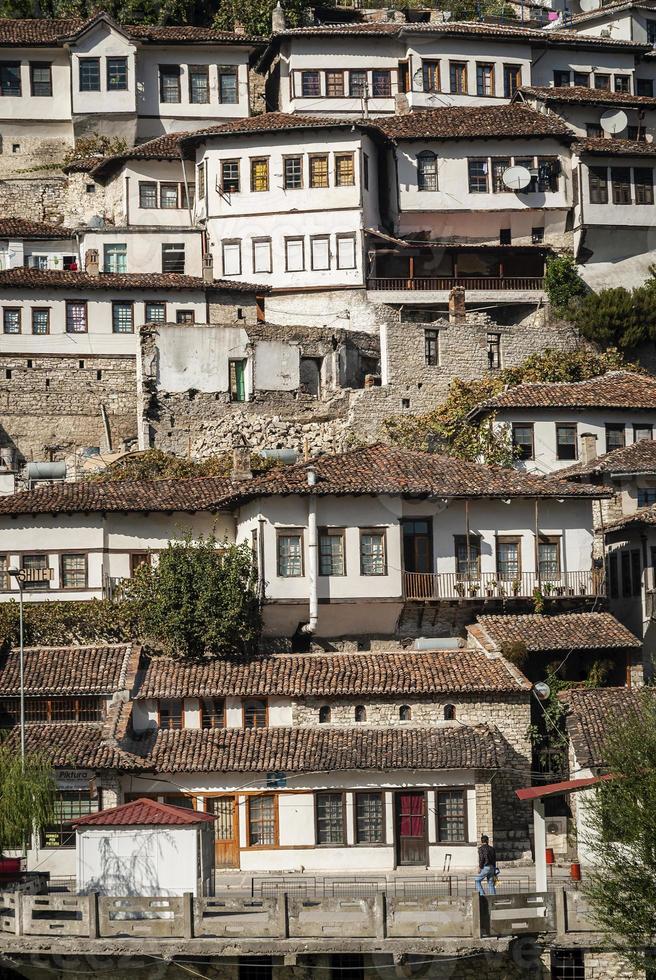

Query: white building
[[605, 502, 656, 654], [0, 218, 77, 272]]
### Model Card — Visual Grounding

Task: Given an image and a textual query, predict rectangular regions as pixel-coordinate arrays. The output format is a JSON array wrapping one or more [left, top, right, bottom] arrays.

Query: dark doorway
[[300, 357, 322, 397], [402, 518, 433, 573], [394, 791, 428, 866]]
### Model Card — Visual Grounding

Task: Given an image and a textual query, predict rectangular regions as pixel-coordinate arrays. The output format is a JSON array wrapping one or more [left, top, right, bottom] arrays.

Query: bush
[[573, 283, 656, 352], [87, 449, 280, 483], [544, 255, 587, 315]]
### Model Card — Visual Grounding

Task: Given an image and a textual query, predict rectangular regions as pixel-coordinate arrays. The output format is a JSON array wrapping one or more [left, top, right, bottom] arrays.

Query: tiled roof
[[475, 612, 640, 652], [605, 502, 656, 531], [374, 105, 572, 141], [0, 218, 73, 239], [0, 16, 81, 45], [0, 268, 264, 293], [90, 132, 191, 179], [0, 476, 234, 515], [0, 644, 135, 696], [469, 371, 656, 415], [73, 797, 215, 827], [129, 724, 507, 773], [135, 649, 530, 700], [2, 722, 140, 769], [227, 444, 608, 503], [0, 15, 262, 47], [561, 687, 652, 768], [573, 137, 656, 157], [569, 0, 656, 24], [558, 438, 656, 479], [61, 155, 105, 174], [519, 84, 656, 108], [179, 112, 376, 147], [124, 24, 263, 45]]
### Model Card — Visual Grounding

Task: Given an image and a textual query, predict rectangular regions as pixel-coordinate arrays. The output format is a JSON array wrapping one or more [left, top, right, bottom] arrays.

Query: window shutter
[[253, 239, 271, 273], [336, 236, 356, 269], [311, 237, 330, 271], [222, 241, 241, 277], [285, 238, 304, 272]]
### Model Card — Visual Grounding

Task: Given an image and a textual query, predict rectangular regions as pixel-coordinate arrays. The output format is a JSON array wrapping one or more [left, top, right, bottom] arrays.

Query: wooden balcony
[[403, 570, 604, 601], [368, 276, 545, 293]]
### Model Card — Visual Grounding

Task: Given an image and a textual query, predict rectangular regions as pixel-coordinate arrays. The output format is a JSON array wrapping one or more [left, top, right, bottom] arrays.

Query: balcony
[[403, 570, 604, 601], [368, 275, 544, 294]]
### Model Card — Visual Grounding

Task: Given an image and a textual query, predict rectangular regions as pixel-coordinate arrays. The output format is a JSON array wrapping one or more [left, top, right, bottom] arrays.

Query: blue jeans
[[475, 865, 496, 896]]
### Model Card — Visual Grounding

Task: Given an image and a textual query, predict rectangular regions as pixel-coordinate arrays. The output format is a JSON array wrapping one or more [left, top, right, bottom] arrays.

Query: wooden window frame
[[449, 61, 468, 95], [325, 69, 345, 98], [309, 154, 329, 189], [371, 69, 391, 98], [277, 529, 304, 577], [468, 157, 488, 194], [512, 422, 534, 460], [349, 69, 368, 98], [242, 697, 268, 729], [250, 157, 270, 193], [353, 791, 386, 846], [435, 787, 468, 844], [424, 328, 439, 366], [106, 56, 128, 92], [144, 301, 167, 324], [246, 793, 279, 848], [417, 150, 438, 192], [159, 64, 181, 103], [252, 237, 272, 274], [188, 63, 210, 104], [161, 243, 185, 274], [555, 422, 578, 461], [21, 553, 51, 591], [78, 58, 100, 93], [158, 699, 186, 730], [139, 181, 158, 209], [201, 698, 226, 730], [0, 554, 9, 592], [319, 527, 346, 577], [336, 233, 357, 270], [298, 69, 321, 98], [41, 789, 99, 849], [503, 63, 522, 97], [633, 423, 653, 442], [421, 60, 440, 94], [334, 153, 355, 187], [175, 309, 195, 324], [634, 167, 654, 205], [284, 236, 305, 273], [310, 235, 330, 272], [283, 154, 303, 191], [454, 534, 481, 578], [221, 159, 240, 194], [315, 791, 347, 846], [217, 66, 238, 105], [359, 528, 387, 576], [611, 166, 632, 205], [222, 239, 242, 277], [3, 307, 21, 334], [496, 536, 522, 581], [476, 62, 494, 97], [538, 535, 562, 579], [112, 300, 134, 335], [29, 61, 52, 97], [589, 165, 609, 204], [60, 553, 88, 590]]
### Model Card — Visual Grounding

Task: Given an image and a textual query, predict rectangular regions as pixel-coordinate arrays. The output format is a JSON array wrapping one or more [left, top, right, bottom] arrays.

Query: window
[[503, 64, 522, 97], [248, 795, 276, 846], [556, 423, 577, 460], [417, 150, 437, 191], [309, 155, 329, 188], [608, 552, 619, 599], [162, 243, 185, 273], [159, 65, 181, 103], [553, 69, 571, 87], [319, 705, 331, 723], [637, 78, 654, 97], [355, 792, 384, 844], [278, 531, 303, 577], [612, 168, 632, 204], [499, 228, 511, 245], [648, 19, 656, 43], [112, 301, 133, 334], [66, 301, 87, 333], [355, 705, 367, 722], [300, 70, 320, 97], [284, 156, 303, 190], [399, 705, 412, 721], [79, 58, 100, 92], [537, 156, 560, 193], [222, 240, 242, 277], [449, 61, 467, 94], [29, 62, 52, 97], [229, 358, 246, 401], [107, 57, 127, 91], [139, 181, 157, 208], [372, 70, 391, 97], [335, 154, 355, 187], [638, 488, 656, 507], [250, 158, 269, 192], [197, 162, 206, 199], [218, 67, 238, 104], [436, 789, 466, 843], [159, 182, 179, 209], [31, 308, 49, 335], [42, 791, 98, 848], [201, 699, 225, 729], [550, 949, 585, 980], [336, 234, 356, 270], [635, 168, 654, 205], [319, 529, 345, 576], [310, 235, 330, 271], [574, 71, 590, 87], [614, 75, 630, 93], [512, 423, 534, 460], [0, 555, 8, 592], [219, 160, 239, 194], [424, 329, 438, 366], [476, 62, 494, 97], [285, 237, 305, 272], [532, 227, 544, 244], [129, 553, 150, 577], [422, 61, 440, 93], [634, 424, 653, 442], [3, 308, 20, 334], [631, 549, 642, 597], [363, 152, 369, 190], [316, 792, 344, 844], [455, 535, 481, 579], [589, 166, 608, 204], [189, 64, 209, 103], [586, 123, 603, 138], [104, 243, 127, 274], [176, 310, 194, 324], [61, 553, 87, 589], [22, 554, 50, 591], [491, 157, 511, 194], [444, 704, 456, 720], [594, 73, 610, 90], [326, 70, 344, 97], [253, 238, 272, 274], [349, 70, 367, 98], [605, 423, 625, 452], [145, 301, 166, 323], [487, 332, 501, 369], [468, 159, 488, 193], [497, 538, 521, 580], [538, 536, 561, 578], [360, 530, 386, 575], [159, 700, 184, 729]]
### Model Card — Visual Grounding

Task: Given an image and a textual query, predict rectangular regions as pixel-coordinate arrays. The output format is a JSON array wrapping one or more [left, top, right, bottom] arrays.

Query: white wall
[[0, 48, 71, 122], [575, 153, 656, 230], [70, 23, 137, 117], [77, 824, 199, 895], [80, 230, 203, 278]]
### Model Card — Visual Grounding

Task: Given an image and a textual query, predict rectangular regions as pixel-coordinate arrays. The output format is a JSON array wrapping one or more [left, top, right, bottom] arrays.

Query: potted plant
[[512, 577, 522, 597], [454, 581, 465, 598], [468, 583, 480, 598]]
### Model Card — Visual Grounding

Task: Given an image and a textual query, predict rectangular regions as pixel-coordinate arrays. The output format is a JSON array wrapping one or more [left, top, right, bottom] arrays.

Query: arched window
[[355, 705, 367, 723], [319, 705, 331, 724], [443, 703, 456, 721], [399, 705, 412, 721], [417, 151, 438, 192]]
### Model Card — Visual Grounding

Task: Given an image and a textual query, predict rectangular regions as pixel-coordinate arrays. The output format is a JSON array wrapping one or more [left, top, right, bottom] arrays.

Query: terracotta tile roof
[[558, 438, 656, 479], [519, 84, 656, 108], [129, 723, 508, 773], [560, 687, 651, 768], [0, 16, 81, 45], [0, 475, 235, 515], [0, 15, 263, 47], [470, 371, 656, 416], [475, 612, 640, 652], [227, 443, 609, 503], [0, 268, 265, 293], [61, 155, 105, 174], [569, 0, 656, 24], [179, 112, 377, 147], [0, 218, 73, 239], [135, 649, 530, 700], [605, 501, 656, 531], [573, 137, 656, 157], [374, 105, 572, 141], [90, 132, 191, 179], [125, 24, 263, 45], [73, 797, 215, 827], [0, 644, 135, 696], [2, 722, 141, 769]]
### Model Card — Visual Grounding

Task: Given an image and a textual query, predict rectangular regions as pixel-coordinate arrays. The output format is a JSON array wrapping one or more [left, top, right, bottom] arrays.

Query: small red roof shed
[[72, 797, 216, 828]]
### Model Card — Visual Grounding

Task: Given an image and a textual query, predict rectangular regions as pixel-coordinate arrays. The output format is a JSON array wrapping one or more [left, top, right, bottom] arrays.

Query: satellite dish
[[534, 681, 551, 700], [600, 109, 628, 134], [502, 165, 532, 191], [579, 0, 601, 12]]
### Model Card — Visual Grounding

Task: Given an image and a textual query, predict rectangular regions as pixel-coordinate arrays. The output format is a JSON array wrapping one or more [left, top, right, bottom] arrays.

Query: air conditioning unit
[[546, 816, 568, 853]]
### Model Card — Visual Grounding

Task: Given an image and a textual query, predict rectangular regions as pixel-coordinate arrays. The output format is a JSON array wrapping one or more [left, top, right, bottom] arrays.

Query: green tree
[[0, 746, 56, 853], [574, 283, 656, 352], [544, 254, 587, 315], [120, 535, 261, 658], [581, 691, 656, 972], [86, 448, 279, 483], [214, 0, 305, 36]]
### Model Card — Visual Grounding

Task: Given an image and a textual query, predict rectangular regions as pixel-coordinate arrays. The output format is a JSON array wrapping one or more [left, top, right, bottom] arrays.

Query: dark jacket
[[478, 843, 497, 870]]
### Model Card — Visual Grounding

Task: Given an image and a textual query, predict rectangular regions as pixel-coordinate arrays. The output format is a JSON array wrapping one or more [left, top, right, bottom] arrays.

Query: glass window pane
[[160, 183, 179, 209], [218, 68, 238, 104], [437, 789, 466, 842], [278, 534, 303, 576], [335, 154, 354, 187], [310, 156, 329, 188], [66, 302, 87, 333], [360, 532, 385, 575], [160, 65, 181, 103], [79, 59, 99, 92], [249, 796, 275, 846], [356, 792, 383, 844], [319, 532, 344, 576], [61, 554, 86, 588], [104, 244, 127, 274], [3, 308, 20, 334], [107, 57, 127, 91], [162, 244, 185, 273], [139, 182, 157, 208], [349, 70, 367, 97], [30, 63, 52, 97], [112, 302, 133, 333], [316, 792, 344, 844], [189, 66, 209, 103], [145, 302, 166, 323]]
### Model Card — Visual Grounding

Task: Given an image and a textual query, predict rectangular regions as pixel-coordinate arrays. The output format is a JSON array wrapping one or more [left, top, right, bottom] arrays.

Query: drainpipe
[[302, 466, 318, 634]]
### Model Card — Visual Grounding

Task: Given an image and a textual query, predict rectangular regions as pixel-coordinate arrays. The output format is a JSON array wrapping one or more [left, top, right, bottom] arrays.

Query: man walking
[[475, 834, 497, 896]]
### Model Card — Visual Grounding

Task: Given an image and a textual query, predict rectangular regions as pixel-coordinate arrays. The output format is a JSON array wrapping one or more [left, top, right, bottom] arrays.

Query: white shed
[[74, 798, 216, 896]]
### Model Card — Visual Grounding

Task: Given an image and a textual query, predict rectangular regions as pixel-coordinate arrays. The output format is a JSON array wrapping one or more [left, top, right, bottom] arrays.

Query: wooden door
[[207, 795, 240, 869], [395, 791, 427, 867], [402, 519, 432, 573]]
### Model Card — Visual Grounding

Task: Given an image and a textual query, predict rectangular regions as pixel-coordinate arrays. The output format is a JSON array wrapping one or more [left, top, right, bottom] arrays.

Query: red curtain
[[399, 793, 424, 837]]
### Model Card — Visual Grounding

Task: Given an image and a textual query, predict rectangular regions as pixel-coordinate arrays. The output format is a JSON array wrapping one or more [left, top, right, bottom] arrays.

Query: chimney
[[271, 1, 286, 33], [202, 251, 214, 284], [232, 447, 252, 481], [85, 248, 100, 276], [580, 432, 598, 467], [448, 286, 466, 322], [233, 19, 246, 34]]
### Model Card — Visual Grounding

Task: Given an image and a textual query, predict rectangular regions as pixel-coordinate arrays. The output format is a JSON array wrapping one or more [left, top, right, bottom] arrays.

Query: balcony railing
[[403, 570, 604, 601], [368, 276, 545, 292]]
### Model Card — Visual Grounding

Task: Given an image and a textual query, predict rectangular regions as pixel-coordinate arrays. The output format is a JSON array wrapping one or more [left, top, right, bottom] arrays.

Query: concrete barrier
[[288, 897, 377, 939], [482, 892, 556, 936], [386, 896, 473, 939], [23, 894, 91, 937], [195, 897, 284, 939], [99, 896, 185, 938], [0, 892, 17, 933]]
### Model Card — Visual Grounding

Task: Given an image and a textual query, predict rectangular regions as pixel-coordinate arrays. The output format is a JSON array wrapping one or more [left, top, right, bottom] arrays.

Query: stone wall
[[0, 169, 106, 228]]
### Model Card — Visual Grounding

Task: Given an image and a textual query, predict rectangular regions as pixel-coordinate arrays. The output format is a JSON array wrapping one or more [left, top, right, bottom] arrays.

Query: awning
[[366, 228, 552, 251], [516, 773, 614, 801]]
